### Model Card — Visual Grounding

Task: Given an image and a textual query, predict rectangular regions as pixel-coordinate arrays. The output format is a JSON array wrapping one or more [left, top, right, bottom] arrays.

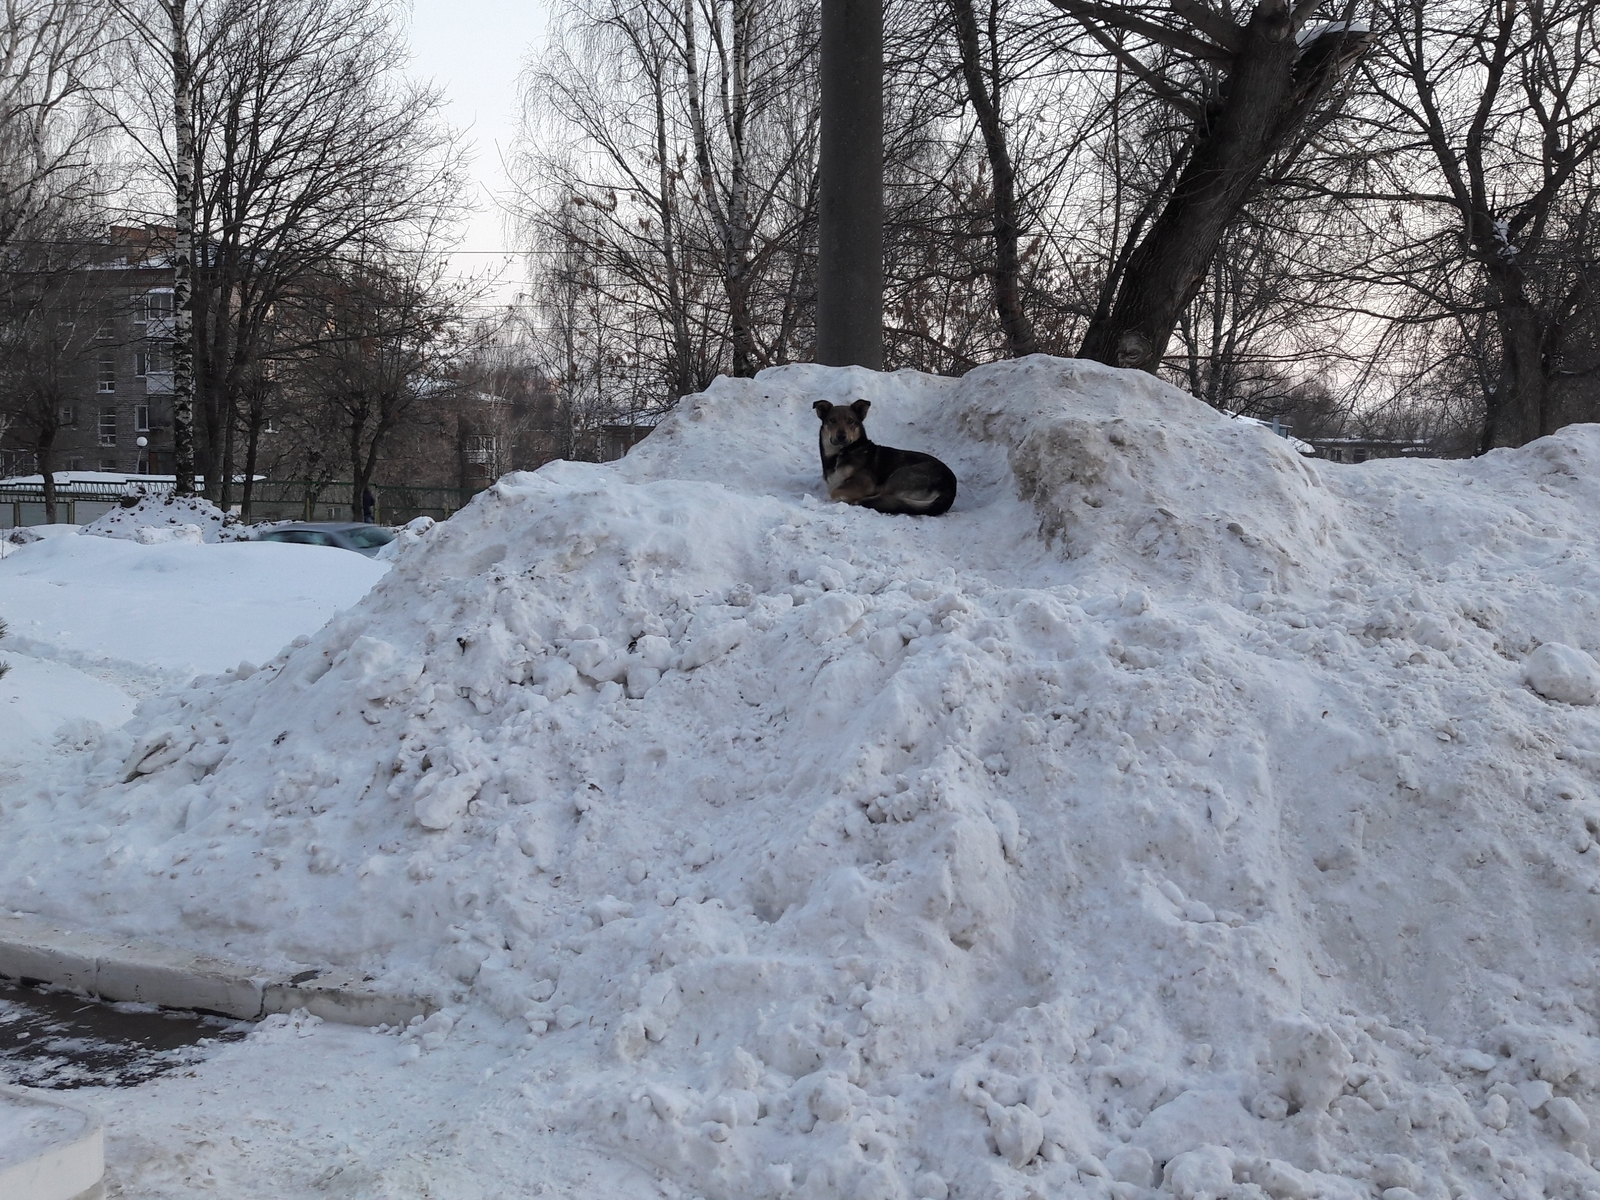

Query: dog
[[813, 399, 957, 516]]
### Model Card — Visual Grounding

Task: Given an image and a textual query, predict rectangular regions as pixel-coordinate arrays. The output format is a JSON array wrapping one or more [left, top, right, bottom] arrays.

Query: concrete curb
[[0, 1085, 104, 1200], [0, 913, 431, 1028]]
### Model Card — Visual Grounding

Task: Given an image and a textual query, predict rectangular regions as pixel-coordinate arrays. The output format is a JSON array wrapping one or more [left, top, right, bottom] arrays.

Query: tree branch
[[1051, 0, 1233, 61], [1169, 0, 1243, 53]]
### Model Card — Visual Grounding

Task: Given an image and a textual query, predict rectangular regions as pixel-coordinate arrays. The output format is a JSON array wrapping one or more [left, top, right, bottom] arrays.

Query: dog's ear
[[850, 399, 871, 419], [813, 400, 833, 420]]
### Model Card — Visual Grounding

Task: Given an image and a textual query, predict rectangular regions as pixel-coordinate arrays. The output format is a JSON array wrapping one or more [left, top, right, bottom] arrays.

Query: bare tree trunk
[[1362, 0, 1600, 451], [352, 404, 395, 518], [651, 58, 696, 400], [1079, 9, 1298, 370], [38, 433, 58, 523], [1060, 0, 1371, 373], [170, 0, 197, 496], [219, 391, 237, 511], [948, 0, 1037, 358], [239, 376, 269, 522], [347, 396, 369, 520], [240, 416, 261, 522], [682, 0, 760, 377], [1486, 288, 1549, 453]]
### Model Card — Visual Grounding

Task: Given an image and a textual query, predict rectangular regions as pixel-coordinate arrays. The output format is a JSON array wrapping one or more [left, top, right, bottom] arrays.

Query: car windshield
[[345, 526, 395, 549]]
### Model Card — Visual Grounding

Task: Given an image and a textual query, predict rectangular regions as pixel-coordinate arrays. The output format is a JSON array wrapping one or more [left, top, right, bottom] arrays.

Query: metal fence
[[0, 481, 124, 528], [0, 479, 482, 529], [242, 481, 481, 525]]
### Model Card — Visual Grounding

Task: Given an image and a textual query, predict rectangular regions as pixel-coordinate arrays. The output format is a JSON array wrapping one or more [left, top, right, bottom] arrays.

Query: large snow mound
[[7, 357, 1600, 1200]]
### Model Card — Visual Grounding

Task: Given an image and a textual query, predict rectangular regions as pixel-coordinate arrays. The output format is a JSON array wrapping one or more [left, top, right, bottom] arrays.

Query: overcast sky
[[406, 0, 550, 309]]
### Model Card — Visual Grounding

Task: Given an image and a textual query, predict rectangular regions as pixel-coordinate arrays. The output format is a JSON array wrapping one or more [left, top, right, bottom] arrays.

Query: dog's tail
[[898, 489, 948, 512], [866, 485, 956, 516]]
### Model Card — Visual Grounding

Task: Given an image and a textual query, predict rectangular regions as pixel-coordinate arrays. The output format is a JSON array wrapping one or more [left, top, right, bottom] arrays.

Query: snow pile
[[374, 514, 435, 563], [83, 486, 245, 543], [6, 357, 1600, 1200], [3, 524, 81, 546]]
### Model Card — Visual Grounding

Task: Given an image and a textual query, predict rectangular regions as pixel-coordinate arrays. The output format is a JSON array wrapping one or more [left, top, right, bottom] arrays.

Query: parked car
[[252, 522, 395, 557]]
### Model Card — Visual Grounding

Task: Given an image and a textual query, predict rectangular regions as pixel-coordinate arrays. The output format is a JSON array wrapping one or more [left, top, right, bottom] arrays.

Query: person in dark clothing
[[362, 487, 376, 523]]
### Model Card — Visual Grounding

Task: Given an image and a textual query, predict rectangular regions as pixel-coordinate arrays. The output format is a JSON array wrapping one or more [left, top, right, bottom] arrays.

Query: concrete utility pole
[[816, 0, 883, 370]]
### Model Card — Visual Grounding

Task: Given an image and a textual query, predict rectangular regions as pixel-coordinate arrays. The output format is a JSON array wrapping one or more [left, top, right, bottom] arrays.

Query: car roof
[[263, 522, 375, 532]]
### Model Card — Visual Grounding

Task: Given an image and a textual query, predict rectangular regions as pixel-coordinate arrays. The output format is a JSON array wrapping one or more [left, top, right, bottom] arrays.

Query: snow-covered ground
[[0, 534, 386, 766], [5, 356, 1600, 1200]]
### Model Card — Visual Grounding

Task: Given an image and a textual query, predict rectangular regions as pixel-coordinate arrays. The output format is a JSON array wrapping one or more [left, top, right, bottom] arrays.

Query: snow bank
[[7, 357, 1600, 1200], [0, 652, 135, 769], [83, 487, 244, 543]]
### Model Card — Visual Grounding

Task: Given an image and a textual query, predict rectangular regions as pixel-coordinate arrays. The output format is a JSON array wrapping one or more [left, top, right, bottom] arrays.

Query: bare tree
[[1043, 0, 1373, 373], [277, 235, 475, 519], [114, 0, 468, 501], [517, 0, 820, 398], [679, 0, 818, 375], [521, 200, 687, 459], [0, 0, 111, 251], [521, 1, 711, 403], [0, 1, 114, 509], [0, 238, 105, 520], [1340, 0, 1600, 449], [112, 0, 221, 494], [113, 0, 247, 494], [944, 0, 1040, 356]]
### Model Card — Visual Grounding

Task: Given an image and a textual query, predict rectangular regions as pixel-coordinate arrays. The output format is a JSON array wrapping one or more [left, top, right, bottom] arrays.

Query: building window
[[464, 435, 495, 465], [67, 456, 84, 472], [98, 357, 116, 392], [98, 408, 117, 446], [136, 344, 168, 377], [58, 405, 75, 426], [100, 458, 118, 471], [139, 290, 173, 324], [135, 405, 150, 433], [96, 298, 115, 339]]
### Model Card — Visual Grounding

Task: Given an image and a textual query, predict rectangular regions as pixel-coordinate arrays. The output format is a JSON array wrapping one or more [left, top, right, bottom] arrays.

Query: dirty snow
[[5, 357, 1600, 1200], [82, 489, 246, 544]]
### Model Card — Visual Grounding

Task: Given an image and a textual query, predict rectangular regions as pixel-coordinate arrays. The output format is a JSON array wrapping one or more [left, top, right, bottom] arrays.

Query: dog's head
[[813, 399, 870, 454]]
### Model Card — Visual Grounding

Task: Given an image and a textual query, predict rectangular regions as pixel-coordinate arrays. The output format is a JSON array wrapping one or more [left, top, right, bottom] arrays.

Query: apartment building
[[58, 227, 178, 476], [1, 226, 177, 478]]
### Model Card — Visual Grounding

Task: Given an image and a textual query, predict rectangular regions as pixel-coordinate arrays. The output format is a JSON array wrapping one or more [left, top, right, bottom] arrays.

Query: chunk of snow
[[1526, 642, 1600, 704]]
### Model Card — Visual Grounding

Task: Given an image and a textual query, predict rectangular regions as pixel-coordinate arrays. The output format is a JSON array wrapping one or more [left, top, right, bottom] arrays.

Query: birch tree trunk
[[170, 0, 197, 496]]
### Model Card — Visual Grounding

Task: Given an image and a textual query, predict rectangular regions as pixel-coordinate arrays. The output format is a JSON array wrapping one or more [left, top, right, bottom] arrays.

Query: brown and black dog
[[813, 399, 957, 516]]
